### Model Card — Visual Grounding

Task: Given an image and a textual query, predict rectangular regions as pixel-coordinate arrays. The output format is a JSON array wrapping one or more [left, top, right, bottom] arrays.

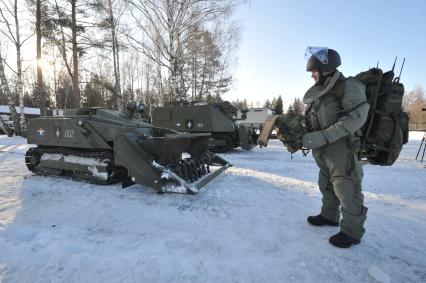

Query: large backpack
[[354, 67, 409, 165]]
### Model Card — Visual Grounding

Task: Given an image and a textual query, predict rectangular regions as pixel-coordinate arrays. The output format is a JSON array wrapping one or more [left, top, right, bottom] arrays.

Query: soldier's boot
[[329, 231, 360, 248], [307, 214, 339, 227]]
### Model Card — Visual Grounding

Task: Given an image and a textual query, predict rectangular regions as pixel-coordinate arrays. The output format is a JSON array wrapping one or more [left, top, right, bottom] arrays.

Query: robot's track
[[209, 134, 234, 153], [25, 147, 123, 185]]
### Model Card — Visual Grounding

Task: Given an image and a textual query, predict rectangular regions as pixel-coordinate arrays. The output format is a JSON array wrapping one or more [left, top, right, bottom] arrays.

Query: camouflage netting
[[276, 114, 307, 153]]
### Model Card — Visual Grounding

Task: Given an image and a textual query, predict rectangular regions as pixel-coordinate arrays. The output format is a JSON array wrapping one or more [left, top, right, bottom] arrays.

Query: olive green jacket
[[303, 71, 369, 148]]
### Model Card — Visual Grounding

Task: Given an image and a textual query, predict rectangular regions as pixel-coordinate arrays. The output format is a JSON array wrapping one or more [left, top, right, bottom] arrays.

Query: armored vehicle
[[25, 105, 230, 194], [152, 101, 258, 153]]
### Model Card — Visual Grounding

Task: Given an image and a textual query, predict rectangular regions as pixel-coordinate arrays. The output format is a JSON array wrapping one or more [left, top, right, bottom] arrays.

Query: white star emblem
[[176, 122, 181, 127], [37, 128, 45, 136], [187, 121, 192, 128], [55, 128, 60, 139]]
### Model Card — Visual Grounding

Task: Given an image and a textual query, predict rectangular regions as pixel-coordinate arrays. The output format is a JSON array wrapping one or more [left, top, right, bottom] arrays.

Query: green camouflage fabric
[[276, 114, 306, 153]]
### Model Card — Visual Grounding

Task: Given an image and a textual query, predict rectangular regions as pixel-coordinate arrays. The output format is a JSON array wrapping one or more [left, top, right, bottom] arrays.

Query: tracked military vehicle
[[152, 101, 258, 153], [25, 104, 230, 194]]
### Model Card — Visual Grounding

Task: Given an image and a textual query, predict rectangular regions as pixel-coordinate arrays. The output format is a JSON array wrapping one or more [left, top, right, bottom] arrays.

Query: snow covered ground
[[0, 132, 425, 283]]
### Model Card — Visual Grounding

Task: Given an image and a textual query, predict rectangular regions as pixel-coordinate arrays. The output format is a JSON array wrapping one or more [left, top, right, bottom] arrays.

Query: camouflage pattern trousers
[[312, 137, 368, 240]]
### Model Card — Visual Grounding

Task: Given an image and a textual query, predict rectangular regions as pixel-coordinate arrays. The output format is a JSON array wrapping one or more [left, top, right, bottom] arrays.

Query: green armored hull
[[26, 107, 230, 194], [152, 102, 258, 153]]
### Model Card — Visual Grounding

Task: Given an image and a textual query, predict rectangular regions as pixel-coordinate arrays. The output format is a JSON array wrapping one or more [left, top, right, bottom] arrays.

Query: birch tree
[[90, 0, 127, 110], [0, 0, 34, 134], [124, 0, 241, 103], [106, 0, 122, 111]]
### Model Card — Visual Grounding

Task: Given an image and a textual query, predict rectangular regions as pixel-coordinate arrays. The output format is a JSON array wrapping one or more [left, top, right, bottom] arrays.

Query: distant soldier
[[303, 47, 369, 248]]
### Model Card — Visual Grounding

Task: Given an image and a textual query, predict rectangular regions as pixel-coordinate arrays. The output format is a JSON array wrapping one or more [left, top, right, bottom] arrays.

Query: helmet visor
[[304, 47, 328, 64]]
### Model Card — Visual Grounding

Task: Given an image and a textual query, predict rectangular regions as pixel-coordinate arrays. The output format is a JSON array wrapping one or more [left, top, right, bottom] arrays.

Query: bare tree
[[187, 28, 224, 100], [403, 86, 426, 124], [124, 0, 241, 103], [212, 19, 240, 97], [70, 0, 80, 108], [10, 0, 244, 113], [0, 0, 34, 134], [82, 0, 128, 110], [106, 0, 122, 110]]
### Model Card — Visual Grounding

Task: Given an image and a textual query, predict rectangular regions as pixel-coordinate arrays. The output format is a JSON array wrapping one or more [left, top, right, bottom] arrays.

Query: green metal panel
[[154, 108, 172, 121], [27, 117, 111, 150], [152, 105, 235, 133]]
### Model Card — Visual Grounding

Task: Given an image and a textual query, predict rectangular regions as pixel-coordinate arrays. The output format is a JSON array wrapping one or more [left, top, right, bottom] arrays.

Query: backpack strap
[[334, 75, 346, 103], [333, 75, 348, 119], [334, 76, 369, 116]]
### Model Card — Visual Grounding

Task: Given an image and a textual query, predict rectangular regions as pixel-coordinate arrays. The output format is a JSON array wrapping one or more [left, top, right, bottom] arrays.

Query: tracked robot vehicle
[[25, 104, 230, 194], [152, 101, 258, 153]]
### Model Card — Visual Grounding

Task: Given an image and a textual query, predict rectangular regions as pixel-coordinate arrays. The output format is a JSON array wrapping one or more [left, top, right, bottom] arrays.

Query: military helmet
[[305, 47, 341, 73]]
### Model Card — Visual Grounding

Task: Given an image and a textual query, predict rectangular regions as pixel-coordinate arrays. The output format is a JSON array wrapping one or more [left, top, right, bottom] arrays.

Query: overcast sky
[[225, 0, 426, 107]]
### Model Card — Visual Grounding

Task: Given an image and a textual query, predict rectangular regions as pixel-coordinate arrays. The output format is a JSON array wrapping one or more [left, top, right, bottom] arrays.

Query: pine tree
[[292, 98, 304, 116], [274, 95, 283, 115], [287, 104, 294, 115], [263, 99, 272, 109]]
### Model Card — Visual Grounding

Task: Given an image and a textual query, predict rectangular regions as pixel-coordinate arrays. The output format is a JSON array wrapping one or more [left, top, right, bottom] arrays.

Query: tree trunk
[[107, 0, 122, 111], [157, 65, 164, 102], [14, 0, 25, 135], [115, 36, 122, 109], [53, 0, 73, 108], [36, 0, 46, 116], [145, 65, 150, 118], [166, 0, 178, 103], [53, 49, 58, 107], [71, 0, 80, 108]]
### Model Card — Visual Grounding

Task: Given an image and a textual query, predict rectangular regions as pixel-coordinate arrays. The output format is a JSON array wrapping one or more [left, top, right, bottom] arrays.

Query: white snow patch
[[63, 155, 107, 166], [162, 183, 187, 194], [41, 154, 108, 169], [151, 160, 161, 168], [181, 152, 191, 159], [41, 153, 63, 161], [161, 172, 172, 179], [368, 266, 391, 283], [1, 145, 16, 152], [87, 166, 108, 181], [0, 105, 40, 115]]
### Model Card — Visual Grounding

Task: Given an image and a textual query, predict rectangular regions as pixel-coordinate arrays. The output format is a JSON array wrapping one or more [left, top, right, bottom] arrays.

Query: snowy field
[[0, 132, 425, 283]]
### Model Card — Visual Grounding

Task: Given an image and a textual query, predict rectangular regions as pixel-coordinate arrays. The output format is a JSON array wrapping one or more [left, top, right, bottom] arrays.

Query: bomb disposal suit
[[303, 47, 369, 241]]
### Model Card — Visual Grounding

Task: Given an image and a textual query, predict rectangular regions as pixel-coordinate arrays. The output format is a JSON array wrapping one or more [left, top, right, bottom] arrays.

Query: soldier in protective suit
[[303, 47, 369, 248]]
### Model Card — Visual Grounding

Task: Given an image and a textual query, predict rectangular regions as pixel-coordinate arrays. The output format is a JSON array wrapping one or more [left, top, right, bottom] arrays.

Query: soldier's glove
[[302, 131, 329, 149]]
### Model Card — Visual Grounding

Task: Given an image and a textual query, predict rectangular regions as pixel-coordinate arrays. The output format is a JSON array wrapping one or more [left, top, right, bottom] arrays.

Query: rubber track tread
[[26, 147, 121, 185]]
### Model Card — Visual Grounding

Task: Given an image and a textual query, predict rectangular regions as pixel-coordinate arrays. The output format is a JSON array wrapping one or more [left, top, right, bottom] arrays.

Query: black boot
[[307, 214, 339, 227], [329, 231, 360, 248]]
